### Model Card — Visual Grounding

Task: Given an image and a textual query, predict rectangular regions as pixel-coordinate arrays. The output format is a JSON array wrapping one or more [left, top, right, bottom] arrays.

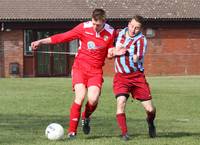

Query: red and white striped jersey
[[50, 21, 115, 68], [115, 27, 147, 73]]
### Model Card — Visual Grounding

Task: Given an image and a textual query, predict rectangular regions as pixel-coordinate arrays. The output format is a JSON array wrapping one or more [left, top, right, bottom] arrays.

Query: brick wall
[[1, 27, 200, 77], [2, 30, 23, 77], [0, 32, 3, 77], [103, 27, 200, 76]]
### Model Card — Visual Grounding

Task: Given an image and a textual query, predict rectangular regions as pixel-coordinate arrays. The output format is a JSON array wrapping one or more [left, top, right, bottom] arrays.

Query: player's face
[[128, 19, 142, 37], [92, 18, 105, 32]]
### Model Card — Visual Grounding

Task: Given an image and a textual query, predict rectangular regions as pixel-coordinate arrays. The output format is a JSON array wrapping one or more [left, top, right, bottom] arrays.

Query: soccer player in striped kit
[[31, 9, 126, 139], [109, 15, 156, 141]]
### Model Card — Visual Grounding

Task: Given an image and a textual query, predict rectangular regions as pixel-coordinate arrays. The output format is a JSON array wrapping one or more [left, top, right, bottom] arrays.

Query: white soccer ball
[[45, 123, 64, 140]]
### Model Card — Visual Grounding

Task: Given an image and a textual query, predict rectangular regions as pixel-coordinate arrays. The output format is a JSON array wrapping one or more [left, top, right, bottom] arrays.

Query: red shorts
[[113, 71, 152, 101], [72, 59, 103, 89]]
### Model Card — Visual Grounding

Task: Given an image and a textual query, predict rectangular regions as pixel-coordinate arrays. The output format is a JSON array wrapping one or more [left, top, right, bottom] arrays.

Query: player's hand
[[107, 48, 115, 58], [107, 46, 127, 58], [114, 45, 127, 56], [31, 40, 41, 50], [133, 54, 139, 62]]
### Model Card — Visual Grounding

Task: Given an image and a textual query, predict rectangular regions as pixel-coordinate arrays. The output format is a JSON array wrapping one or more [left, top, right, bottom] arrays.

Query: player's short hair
[[130, 15, 145, 26], [92, 8, 106, 21]]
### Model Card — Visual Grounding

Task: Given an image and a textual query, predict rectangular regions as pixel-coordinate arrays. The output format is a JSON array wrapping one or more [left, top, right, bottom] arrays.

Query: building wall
[[0, 27, 200, 77], [0, 32, 4, 77], [24, 55, 34, 77], [1, 30, 23, 77], [103, 27, 200, 76]]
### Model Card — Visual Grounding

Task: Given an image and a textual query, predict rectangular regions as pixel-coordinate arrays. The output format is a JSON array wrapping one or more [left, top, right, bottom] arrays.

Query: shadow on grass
[[0, 114, 68, 145], [157, 132, 200, 138], [85, 133, 137, 140], [0, 114, 200, 144]]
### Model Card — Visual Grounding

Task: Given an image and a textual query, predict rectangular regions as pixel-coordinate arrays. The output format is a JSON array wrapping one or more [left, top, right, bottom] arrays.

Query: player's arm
[[31, 24, 83, 50], [107, 48, 114, 58], [107, 31, 116, 58], [135, 37, 147, 62], [107, 30, 126, 58], [107, 45, 126, 58], [50, 23, 82, 44], [31, 38, 51, 50]]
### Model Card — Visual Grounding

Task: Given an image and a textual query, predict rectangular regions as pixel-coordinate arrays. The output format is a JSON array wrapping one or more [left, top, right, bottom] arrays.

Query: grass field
[[0, 76, 200, 145]]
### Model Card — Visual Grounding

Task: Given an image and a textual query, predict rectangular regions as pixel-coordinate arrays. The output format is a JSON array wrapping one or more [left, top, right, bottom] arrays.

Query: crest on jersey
[[87, 41, 96, 49], [103, 35, 109, 41]]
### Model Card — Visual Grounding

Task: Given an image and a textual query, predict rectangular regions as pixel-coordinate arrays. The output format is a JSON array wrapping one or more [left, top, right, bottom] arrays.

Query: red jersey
[[50, 21, 115, 68]]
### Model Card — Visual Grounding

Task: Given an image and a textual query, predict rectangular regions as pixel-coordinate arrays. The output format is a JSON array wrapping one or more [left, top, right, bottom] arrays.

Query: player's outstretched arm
[[31, 38, 51, 50]]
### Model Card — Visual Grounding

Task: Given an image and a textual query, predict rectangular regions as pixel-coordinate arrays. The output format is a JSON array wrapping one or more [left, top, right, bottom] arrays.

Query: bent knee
[[145, 106, 156, 113], [74, 96, 85, 105], [88, 100, 98, 106]]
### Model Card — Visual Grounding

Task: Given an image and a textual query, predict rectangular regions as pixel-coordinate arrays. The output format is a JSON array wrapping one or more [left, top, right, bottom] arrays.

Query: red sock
[[116, 113, 128, 135], [82, 102, 97, 119], [146, 110, 156, 123], [68, 102, 81, 133]]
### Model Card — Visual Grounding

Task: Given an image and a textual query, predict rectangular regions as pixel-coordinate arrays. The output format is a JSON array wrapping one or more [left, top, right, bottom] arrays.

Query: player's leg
[[84, 85, 100, 118], [141, 100, 156, 138], [113, 73, 130, 141], [82, 86, 101, 134], [116, 94, 129, 141], [132, 72, 156, 138], [81, 73, 103, 134], [68, 66, 87, 139], [68, 83, 86, 139]]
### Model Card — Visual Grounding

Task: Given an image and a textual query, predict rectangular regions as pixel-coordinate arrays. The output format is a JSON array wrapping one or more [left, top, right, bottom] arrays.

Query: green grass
[[0, 76, 200, 145]]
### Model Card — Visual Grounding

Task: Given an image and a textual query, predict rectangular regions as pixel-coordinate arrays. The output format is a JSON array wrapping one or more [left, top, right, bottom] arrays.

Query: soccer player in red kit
[[108, 15, 156, 141], [31, 8, 126, 139]]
